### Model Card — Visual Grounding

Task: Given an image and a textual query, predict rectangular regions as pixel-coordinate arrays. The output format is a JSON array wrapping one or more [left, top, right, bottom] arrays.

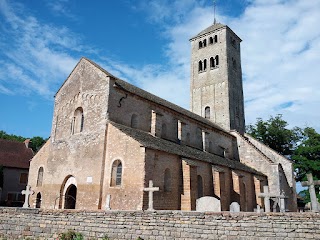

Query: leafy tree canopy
[[246, 114, 302, 156], [0, 130, 47, 153], [292, 127, 320, 182]]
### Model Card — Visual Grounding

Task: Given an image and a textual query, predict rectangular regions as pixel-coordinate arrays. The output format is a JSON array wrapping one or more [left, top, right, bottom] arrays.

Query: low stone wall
[[0, 207, 319, 239]]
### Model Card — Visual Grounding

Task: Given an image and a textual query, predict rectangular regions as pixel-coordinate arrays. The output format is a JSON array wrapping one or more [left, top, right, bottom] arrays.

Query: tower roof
[[190, 23, 226, 41]]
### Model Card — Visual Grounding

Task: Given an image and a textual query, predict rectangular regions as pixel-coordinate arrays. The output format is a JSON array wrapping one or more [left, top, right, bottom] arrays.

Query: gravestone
[[254, 205, 264, 213], [21, 185, 34, 208], [143, 180, 159, 211], [105, 194, 111, 210], [230, 202, 240, 212], [258, 186, 287, 213], [196, 196, 221, 212], [301, 173, 320, 212]]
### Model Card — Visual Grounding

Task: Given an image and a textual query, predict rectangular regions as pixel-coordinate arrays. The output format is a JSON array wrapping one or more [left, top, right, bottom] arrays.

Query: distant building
[[0, 139, 33, 206], [28, 23, 297, 211]]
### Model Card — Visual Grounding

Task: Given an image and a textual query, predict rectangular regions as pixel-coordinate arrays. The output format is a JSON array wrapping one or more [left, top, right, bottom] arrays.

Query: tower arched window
[[210, 57, 215, 68], [198, 61, 203, 72], [131, 114, 138, 128], [111, 160, 122, 186], [214, 35, 218, 43], [37, 167, 44, 187], [233, 58, 237, 69], [205, 106, 210, 119], [215, 55, 219, 66], [209, 37, 213, 44], [197, 175, 204, 198], [72, 107, 84, 134], [164, 168, 171, 192], [203, 39, 207, 47], [203, 59, 207, 71], [199, 41, 202, 49]]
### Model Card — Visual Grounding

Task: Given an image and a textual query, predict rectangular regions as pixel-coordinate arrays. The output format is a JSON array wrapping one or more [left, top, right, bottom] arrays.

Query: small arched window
[[162, 123, 167, 139], [214, 35, 218, 43], [111, 160, 122, 186], [203, 39, 207, 47], [203, 59, 207, 71], [199, 41, 202, 49], [197, 175, 204, 198], [164, 168, 171, 192], [215, 55, 219, 66], [210, 57, 215, 68], [233, 58, 237, 69], [37, 167, 44, 187], [198, 61, 203, 72], [205, 106, 210, 119], [209, 37, 213, 44], [131, 114, 138, 128], [72, 107, 84, 134]]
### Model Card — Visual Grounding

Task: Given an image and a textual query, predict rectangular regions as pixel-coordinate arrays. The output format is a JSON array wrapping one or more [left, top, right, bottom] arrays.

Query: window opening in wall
[[37, 167, 44, 187], [203, 39, 207, 47], [214, 35, 218, 43], [19, 173, 28, 184], [215, 55, 219, 66], [197, 175, 204, 198], [205, 106, 210, 119], [111, 160, 122, 186], [198, 61, 203, 72], [199, 41, 202, 49], [72, 107, 84, 134], [131, 114, 138, 128], [203, 59, 207, 71], [232, 58, 237, 69], [164, 168, 171, 192], [209, 37, 213, 44], [210, 57, 215, 68]]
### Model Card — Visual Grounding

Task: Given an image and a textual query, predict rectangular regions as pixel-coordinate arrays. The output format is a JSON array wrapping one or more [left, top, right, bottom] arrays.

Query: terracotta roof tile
[[0, 139, 33, 169]]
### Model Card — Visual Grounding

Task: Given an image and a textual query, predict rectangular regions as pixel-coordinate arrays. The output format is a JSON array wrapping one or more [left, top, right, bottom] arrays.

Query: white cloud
[[0, 0, 319, 133], [0, 0, 80, 98]]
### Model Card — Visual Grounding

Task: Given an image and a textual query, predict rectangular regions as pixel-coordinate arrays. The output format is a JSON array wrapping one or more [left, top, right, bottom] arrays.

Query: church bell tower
[[190, 23, 245, 134]]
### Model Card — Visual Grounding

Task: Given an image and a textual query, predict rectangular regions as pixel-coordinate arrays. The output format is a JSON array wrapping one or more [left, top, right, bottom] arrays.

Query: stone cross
[[258, 186, 271, 212], [21, 185, 34, 208], [301, 173, 320, 212], [143, 180, 159, 211], [105, 194, 111, 211]]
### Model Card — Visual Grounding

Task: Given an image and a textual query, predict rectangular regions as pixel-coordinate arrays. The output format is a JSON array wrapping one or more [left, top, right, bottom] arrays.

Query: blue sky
[[0, 0, 320, 139]]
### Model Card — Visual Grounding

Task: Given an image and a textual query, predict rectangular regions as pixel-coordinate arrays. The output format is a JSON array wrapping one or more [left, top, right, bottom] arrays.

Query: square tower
[[190, 23, 245, 134]]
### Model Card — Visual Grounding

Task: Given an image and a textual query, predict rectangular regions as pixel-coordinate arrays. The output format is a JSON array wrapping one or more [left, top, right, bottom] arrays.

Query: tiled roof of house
[[0, 139, 33, 169], [110, 121, 265, 176]]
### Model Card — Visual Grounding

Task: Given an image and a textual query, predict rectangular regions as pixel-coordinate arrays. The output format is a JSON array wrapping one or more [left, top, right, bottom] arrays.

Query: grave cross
[[21, 185, 34, 208], [143, 180, 159, 211], [301, 173, 320, 212], [258, 186, 271, 212]]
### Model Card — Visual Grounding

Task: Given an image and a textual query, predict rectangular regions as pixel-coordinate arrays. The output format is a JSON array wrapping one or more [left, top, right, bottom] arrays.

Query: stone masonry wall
[[0, 208, 319, 240]]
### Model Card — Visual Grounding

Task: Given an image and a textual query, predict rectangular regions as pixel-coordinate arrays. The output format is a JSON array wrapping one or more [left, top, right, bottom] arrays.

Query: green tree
[[246, 114, 302, 156], [292, 127, 320, 182], [0, 130, 47, 153]]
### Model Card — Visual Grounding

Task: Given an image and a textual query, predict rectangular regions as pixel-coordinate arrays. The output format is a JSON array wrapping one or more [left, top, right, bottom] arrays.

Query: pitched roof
[[0, 139, 33, 169], [110, 121, 265, 176], [190, 23, 226, 40]]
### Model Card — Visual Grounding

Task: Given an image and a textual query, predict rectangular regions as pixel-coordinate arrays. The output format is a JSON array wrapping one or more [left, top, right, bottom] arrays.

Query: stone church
[[28, 23, 297, 212]]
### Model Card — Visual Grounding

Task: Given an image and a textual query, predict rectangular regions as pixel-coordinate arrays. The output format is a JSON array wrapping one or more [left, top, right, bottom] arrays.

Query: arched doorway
[[36, 192, 42, 208], [64, 184, 77, 209], [59, 175, 77, 209]]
